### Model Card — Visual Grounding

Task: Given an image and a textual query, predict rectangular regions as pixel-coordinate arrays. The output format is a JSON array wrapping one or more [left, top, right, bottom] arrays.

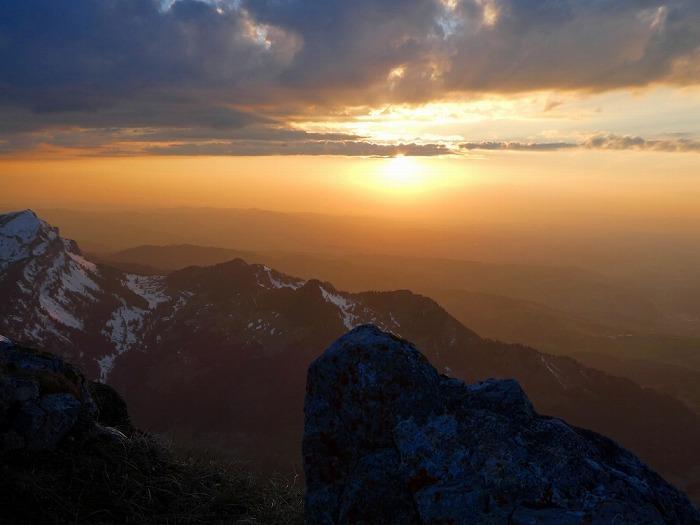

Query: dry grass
[[0, 432, 304, 524]]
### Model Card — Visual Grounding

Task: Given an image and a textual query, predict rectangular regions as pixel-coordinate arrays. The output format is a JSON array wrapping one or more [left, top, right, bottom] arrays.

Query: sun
[[346, 155, 465, 199], [376, 155, 425, 193]]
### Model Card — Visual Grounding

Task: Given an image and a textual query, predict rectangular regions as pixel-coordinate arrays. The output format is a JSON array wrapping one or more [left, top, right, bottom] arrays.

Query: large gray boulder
[[0, 335, 127, 452], [303, 325, 700, 524]]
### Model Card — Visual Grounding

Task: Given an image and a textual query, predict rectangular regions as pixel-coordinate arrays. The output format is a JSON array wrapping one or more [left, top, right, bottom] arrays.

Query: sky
[[1, 0, 700, 225]]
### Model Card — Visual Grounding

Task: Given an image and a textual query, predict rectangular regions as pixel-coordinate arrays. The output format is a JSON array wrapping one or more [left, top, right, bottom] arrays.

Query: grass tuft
[[0, 432, 303, 524]]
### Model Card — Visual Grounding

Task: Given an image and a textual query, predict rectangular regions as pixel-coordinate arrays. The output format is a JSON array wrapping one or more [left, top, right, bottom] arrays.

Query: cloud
[[245, 0, 700, 99], [582, 134, 700, 152], [0, 100, 266, 136], [3, 0, 699, 110], [461, 141, 577, 151], [0, 0, 301, 112], [438, 1, 700, 94], [0, 0, 699, 155], [145, 140, 450, 157], [0, 119, 449, 157], [461, 134, 700, 153]]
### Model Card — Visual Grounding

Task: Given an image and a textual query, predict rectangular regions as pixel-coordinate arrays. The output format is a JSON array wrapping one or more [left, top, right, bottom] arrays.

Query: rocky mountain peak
[[0, 209, 60, 271], [1, 209, 43, 233], [303, 325, 700, 524], [0, 211, 173, 378]]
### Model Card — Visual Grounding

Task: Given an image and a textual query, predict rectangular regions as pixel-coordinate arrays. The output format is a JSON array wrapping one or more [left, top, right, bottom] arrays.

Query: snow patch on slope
[[258, 265, 306, 290], [0, 210, 57, 271], [124, 274, 170, 308], [39, 293, 84, 330], [97, 355, 116, 383], [389, 312, 401, 327], [540, 355, 567, 389], [162, 292, 191, 321], [67, 249, 98, 272], [60, 254, 100, 296], [320, 286, 358, 330], [35, 251, 102, 330], [98, 278, 171, 381], [100, 304, 148, 382]]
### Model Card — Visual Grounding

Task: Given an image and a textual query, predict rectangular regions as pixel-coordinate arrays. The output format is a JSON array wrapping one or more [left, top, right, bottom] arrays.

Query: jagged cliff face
[[2, 210, 700, 500], [0, 210, 171, 380]]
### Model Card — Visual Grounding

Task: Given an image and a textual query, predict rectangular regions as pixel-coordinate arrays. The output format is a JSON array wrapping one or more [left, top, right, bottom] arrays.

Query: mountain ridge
[[1, 209, 700, 501], [96, 242, 700, 417]]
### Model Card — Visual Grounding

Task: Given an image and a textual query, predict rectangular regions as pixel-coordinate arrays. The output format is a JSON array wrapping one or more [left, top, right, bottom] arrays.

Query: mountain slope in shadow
[[2, 210, 700, 501]]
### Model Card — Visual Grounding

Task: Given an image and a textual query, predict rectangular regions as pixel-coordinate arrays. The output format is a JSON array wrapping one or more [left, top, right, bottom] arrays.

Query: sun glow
[[380, 155, 422, 185], [343, 155, 474, 200], [373, 155, 429, 194]]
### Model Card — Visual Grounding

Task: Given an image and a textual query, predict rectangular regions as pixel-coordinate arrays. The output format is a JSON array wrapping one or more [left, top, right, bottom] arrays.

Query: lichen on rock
[[303, 325, 700, 524]]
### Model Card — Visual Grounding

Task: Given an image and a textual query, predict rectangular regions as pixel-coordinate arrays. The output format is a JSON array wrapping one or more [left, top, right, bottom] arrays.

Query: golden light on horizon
[[376, 155, 425, 192], [356, 155, 466, 199], [3, 150, 700, 229], [342, 155, 475, 201]]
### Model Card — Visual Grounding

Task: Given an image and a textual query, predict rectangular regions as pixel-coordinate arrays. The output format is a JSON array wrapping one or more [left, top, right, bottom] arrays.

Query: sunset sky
[[1, 0, 700, 224]]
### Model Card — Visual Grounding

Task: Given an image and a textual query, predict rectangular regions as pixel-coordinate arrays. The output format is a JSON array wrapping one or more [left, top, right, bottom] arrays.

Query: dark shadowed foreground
[[0, 337, 303, 525], [2, 326, 700, 524], [304, 325, 700, 524]]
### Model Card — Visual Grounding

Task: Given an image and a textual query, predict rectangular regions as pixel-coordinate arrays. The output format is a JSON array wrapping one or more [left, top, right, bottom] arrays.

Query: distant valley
[[2, 209, 700, 502]]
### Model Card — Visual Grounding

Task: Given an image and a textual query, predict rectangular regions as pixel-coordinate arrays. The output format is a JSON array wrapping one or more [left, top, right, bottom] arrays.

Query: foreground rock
[[0, 335, 132, 451], [304, 325, 700, 524]]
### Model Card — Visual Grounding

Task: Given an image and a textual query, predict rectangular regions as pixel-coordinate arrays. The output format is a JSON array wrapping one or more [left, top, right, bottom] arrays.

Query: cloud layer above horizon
[[1, 0, 699, 156]]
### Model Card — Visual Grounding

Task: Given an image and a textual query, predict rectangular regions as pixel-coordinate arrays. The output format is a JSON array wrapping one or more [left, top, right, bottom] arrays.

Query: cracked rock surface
[[303, 325, 700, 525]]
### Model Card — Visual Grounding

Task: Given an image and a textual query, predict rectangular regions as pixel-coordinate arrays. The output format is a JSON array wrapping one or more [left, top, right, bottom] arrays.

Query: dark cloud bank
[[462, 134, 700, 153], [1, 0, 699, 156]]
